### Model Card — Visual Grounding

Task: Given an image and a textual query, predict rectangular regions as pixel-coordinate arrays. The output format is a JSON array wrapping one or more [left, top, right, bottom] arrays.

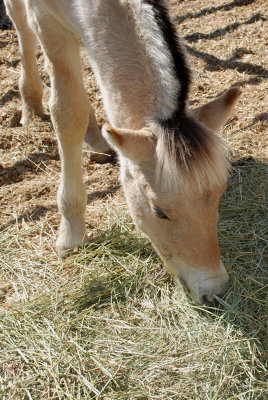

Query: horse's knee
[[50, 98, 89, 145]]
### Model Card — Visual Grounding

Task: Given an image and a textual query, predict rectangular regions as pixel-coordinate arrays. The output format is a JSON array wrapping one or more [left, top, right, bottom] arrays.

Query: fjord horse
[[5, 0, 241, 304]]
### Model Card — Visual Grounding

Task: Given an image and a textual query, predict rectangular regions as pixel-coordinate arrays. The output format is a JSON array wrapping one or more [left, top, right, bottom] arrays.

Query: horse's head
[[103, 88, 241, 305]]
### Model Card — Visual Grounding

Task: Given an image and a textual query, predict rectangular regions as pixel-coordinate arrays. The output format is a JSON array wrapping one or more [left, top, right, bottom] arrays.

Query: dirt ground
[[0, 0, 267, 261]]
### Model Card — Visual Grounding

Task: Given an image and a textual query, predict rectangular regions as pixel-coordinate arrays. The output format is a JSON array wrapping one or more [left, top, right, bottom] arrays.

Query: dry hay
[[0, 0, 267, 399]]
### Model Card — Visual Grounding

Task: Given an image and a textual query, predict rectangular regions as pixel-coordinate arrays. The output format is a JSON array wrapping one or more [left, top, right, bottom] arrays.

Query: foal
[[5, 0, 241, 304]]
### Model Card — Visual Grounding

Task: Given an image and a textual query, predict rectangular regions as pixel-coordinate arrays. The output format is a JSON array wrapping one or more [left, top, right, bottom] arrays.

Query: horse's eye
[[153, 207, 169, 220]]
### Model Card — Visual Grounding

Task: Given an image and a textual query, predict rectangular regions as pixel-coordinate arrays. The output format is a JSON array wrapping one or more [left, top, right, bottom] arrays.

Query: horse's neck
[[78, 0, 181, 128]]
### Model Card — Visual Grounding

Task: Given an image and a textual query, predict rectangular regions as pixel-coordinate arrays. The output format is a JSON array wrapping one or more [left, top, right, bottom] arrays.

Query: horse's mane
[[155, 114, 230, 193]]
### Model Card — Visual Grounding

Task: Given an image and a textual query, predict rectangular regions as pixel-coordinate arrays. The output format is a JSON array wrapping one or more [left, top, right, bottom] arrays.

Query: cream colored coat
[[5, 0, 241, 304]]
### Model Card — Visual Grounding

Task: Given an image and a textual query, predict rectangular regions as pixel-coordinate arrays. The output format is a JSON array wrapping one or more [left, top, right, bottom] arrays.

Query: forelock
[[154, 114, 230, 194]]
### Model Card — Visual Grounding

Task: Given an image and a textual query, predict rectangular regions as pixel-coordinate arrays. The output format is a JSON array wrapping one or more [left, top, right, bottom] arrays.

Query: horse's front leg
[[33, 23, 90, 255], [51, 58, 90, 255]]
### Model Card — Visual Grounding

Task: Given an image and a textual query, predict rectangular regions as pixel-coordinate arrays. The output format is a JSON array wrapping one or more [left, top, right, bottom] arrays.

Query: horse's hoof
[[56, 230, 90, 258]]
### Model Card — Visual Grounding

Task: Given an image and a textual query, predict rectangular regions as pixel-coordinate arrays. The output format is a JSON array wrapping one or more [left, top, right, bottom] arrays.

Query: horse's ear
[[193, 87, 241, 131], [102, 124, 155, 163]]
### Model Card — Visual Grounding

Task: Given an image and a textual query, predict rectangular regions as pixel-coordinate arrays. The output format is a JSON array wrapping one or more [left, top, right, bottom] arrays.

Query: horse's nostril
[[201, 291, 228, 306], [201, 294, 214, 306], [200, 278, 231, 306]]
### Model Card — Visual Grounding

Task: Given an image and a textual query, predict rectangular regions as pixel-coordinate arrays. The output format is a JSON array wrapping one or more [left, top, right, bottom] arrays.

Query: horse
[[4, 0, 241, 305]]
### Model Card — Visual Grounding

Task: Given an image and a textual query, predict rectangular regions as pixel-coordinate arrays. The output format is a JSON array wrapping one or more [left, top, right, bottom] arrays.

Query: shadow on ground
[[184, 12, 266, 43], [0, 204, 57, 232], [175, 2, 267, 86], [0, 151, 59, 186], [175, 0, 257, 23]]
